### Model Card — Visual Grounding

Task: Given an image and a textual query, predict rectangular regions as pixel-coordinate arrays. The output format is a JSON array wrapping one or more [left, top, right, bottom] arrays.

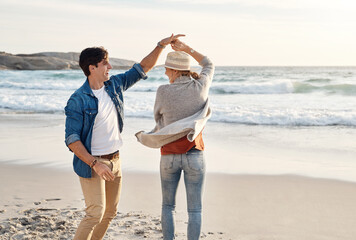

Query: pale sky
[[0, 0, 355, 66]]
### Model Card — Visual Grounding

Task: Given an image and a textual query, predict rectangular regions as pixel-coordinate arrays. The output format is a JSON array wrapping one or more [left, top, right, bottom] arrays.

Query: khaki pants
[[74, 155, 122, 240]]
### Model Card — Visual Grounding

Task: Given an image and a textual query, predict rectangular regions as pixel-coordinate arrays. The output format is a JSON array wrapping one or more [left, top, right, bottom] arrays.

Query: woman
[[136, 39, 214, 240]]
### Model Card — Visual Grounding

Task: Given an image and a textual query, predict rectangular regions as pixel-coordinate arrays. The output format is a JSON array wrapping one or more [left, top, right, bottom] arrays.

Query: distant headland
[[0, 51, 136, 70]]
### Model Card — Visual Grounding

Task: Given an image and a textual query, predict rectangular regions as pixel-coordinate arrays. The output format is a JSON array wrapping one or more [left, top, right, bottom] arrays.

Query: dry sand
[[1, 163, 356, 239]]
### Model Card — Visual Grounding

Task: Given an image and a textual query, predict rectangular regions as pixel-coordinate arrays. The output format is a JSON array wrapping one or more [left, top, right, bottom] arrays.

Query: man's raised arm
[[139, 34, 185, 73]]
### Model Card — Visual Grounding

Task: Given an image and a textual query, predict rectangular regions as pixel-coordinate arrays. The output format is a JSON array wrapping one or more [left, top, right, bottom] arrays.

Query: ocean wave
[[294, 83, 356, 95], [0, 81, 81, 91], [2, 101, 356, 127], [2, 75, 356, 96], [0, 94, 69, 113], [127, 85, 159, 92], [210, 108, 356, 126], [210, 80, 294, 94], [305, 78, 332, 83], [209, 81, 356, 96]]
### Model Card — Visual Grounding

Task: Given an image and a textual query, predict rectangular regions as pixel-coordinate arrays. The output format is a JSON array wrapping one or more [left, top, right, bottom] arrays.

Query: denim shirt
[[65, 63, 147, 178]]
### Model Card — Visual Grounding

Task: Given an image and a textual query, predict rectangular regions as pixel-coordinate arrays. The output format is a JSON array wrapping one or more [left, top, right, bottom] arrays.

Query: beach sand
[[1, 115, 356, 239], [1, 164, 356, 239]]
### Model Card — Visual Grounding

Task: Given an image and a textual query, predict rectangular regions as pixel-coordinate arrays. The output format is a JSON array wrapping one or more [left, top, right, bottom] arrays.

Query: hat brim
[[164, 64, 190, 71]]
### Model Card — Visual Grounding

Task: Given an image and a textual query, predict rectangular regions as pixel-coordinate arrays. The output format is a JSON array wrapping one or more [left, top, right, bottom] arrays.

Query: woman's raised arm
[[171, 39, 204, 63]]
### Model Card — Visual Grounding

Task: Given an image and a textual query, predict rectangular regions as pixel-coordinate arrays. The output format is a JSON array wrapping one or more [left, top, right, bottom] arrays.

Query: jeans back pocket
[[160, 154, 175, 171], [186, 151, 205, 172]]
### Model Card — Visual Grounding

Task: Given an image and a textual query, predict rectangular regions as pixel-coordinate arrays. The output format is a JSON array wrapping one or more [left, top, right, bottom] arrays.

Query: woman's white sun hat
[[164, 51, 190, 71]]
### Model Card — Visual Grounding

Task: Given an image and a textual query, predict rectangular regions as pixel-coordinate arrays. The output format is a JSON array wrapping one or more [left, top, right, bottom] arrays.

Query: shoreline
[[1, 113, 356, 182]]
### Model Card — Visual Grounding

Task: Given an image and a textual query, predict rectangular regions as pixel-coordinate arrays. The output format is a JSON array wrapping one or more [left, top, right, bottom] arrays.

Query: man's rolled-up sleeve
[[64, 98, 83, 150], [114, 63, 148, 91], [133, 63, 148, 80], [65, 133, 81, 148]]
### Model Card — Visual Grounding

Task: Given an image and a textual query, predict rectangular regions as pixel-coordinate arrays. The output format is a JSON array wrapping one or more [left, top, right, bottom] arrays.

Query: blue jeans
[[160, 148, 206, 240]]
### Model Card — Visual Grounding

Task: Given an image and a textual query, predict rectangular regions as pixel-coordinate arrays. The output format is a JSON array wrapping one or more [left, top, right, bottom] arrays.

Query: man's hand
[[159, 34, 185, 47], [93, 161, 115, 181]]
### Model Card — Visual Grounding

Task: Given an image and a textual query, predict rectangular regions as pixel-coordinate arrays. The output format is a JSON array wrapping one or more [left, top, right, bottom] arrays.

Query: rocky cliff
[[0, 51, 136, 70]]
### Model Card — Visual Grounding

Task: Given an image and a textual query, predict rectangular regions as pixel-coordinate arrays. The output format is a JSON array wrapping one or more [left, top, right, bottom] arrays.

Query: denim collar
[[81, 78, 112, 97]]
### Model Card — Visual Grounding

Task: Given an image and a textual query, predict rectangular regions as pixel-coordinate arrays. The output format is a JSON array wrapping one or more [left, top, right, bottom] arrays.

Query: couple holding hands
[[64, 34, 214, 240]]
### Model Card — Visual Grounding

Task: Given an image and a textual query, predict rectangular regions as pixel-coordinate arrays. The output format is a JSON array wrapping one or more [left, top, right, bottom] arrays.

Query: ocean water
[[0, 67, 356, 181], [0, 66, 356, 126]]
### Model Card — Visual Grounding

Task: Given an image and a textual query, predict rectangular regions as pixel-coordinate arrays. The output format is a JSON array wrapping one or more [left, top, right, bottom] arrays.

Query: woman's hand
[[93, 161, 115, 181], [171, 39, 189, 52], [159, 34, 185, 47], [171, 39, 204, 63]]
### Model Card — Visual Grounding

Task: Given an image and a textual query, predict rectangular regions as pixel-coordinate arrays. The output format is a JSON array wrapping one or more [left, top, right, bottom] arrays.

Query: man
[[64, 34, 184, 240]]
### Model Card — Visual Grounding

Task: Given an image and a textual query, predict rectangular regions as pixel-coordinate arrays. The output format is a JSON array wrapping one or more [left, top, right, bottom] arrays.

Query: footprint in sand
[[45, 198, 61, 201]]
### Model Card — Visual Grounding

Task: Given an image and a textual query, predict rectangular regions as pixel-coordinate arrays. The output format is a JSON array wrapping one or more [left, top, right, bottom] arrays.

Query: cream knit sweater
[[135, 56, 214, 148]]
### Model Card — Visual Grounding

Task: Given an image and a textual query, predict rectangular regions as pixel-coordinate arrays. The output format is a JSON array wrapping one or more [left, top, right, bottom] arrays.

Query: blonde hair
[[180, 71, 200, 80]]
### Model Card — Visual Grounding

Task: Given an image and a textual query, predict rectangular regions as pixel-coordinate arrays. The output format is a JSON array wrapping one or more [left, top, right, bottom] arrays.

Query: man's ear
[[89, 64, 96, 74]]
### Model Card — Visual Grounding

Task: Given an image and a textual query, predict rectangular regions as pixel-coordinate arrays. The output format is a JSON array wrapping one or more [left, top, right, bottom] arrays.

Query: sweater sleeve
[[152, 85, 164, 132], [198, 56, 215, 87]]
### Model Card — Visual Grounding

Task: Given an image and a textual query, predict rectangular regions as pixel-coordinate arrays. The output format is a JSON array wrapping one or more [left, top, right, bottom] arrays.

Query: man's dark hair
[[79, 47, 108, 77]]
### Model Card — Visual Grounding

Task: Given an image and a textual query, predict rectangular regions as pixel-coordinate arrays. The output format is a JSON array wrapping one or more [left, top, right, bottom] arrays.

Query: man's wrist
[[157, 41, 166, 49], [90, 159, 97, 168]]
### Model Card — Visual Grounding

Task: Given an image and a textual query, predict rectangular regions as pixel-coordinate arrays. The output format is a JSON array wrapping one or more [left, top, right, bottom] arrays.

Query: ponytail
[[180, 70, 200, 80], [190, 71, 200, 80]]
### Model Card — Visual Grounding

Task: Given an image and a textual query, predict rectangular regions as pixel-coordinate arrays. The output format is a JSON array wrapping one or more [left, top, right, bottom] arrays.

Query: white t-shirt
[[91, 86, 123, 155]]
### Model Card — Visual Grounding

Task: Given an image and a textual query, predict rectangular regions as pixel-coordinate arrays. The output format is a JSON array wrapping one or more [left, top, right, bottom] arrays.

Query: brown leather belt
[[94, 150, 119, 160]]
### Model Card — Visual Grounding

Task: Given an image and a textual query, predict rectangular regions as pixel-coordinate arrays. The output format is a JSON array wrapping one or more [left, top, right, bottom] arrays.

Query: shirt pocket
[[84, 108, 97, 123]]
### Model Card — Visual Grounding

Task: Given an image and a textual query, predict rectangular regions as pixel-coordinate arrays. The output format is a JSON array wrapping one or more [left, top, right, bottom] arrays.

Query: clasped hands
[[160, 34, 188, 52]]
